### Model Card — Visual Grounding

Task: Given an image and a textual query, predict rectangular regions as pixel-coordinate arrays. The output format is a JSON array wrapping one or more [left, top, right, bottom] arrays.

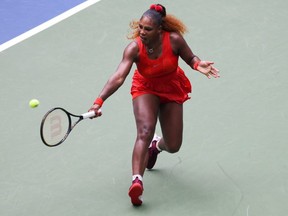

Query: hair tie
[[155, 5, 162, 12], [149, 4, 166, 16], [150, 4, 156, 10]]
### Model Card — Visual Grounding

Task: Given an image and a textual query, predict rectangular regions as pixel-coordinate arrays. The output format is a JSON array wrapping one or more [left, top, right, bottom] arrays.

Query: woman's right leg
[[132, 94, 160, 176], [128, 94, 160, 206]]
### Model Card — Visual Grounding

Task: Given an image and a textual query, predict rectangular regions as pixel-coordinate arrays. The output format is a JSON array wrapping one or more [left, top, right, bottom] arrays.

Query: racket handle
[[82, 109, 102, 119]]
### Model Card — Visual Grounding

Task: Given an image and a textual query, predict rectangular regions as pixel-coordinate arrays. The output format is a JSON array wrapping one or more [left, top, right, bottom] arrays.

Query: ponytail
[[128, 4, 187, 40]]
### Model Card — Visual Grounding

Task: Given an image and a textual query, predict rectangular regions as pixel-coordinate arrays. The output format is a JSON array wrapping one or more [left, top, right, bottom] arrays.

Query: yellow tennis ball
[[29, 99, 40, 108]]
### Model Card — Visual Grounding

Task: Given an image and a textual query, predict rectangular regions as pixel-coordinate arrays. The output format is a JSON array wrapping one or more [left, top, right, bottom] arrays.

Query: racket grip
[[82, 109, 101, 119]]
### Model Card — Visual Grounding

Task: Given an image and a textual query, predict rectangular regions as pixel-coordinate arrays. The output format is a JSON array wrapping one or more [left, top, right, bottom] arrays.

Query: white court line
[[0, 0, 101, 52]]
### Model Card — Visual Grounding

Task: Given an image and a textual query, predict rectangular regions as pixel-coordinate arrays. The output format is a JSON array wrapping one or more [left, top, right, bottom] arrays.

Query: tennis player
[[89, 4, 219, 206]]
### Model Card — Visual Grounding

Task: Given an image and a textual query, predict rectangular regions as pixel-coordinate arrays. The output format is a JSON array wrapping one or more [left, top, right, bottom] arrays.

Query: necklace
[[148, 48, 154, 54], [147, 34, 162, 54]]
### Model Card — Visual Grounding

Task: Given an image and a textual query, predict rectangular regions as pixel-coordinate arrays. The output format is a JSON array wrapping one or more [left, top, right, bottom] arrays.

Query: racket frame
[[40, 107, 95, 147]]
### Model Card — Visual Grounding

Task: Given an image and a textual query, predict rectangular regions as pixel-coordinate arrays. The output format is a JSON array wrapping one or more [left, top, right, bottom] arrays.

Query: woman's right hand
[[88, 104, 103, 119]]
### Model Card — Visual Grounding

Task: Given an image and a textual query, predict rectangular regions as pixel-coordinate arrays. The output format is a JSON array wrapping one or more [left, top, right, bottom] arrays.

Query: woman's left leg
[[158, 102, 183, 153]]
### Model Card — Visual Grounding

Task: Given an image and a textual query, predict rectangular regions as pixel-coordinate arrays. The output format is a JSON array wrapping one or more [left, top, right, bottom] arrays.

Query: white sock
[[156, 140, 162, 152], [132, 174, 143, 181]]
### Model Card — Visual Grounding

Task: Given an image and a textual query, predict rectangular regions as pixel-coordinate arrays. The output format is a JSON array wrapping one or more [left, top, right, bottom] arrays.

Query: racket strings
[[41, 108, 71, 146]]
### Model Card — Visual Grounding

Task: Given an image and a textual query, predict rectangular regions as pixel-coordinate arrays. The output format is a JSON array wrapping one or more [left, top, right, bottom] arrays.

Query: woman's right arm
[[89, 41, 138, 115]]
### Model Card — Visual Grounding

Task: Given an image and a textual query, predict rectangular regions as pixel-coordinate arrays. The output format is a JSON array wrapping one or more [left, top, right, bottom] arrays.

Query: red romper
[[131, 31, 192, 104]]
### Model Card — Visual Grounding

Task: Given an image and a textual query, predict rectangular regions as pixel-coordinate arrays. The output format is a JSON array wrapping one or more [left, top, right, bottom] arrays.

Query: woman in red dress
[[89, 4, 219, 206]]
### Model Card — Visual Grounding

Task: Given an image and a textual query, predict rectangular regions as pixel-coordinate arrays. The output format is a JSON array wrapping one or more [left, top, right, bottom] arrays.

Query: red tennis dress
[[131, 31, 192, 104]]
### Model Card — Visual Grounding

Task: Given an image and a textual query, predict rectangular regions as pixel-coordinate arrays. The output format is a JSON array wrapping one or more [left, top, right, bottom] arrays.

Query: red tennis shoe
[[128, 177, 143, 206], [146, 135, 161, 170]]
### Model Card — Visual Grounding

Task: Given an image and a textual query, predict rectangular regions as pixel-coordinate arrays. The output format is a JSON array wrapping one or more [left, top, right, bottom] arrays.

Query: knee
[[166, 145, 181, 154], [136, 124, 155, 143], [163, 139, 182, 153]]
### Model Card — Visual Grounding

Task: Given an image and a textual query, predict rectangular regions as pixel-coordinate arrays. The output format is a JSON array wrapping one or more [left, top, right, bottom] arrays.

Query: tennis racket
[[40, 107, 99, 147]]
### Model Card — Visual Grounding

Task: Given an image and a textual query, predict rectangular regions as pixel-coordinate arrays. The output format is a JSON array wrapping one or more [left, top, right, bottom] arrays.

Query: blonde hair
[[127, 14, 187, 40]]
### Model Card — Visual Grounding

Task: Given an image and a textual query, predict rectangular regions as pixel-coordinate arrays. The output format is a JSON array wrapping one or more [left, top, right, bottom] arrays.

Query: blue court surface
[[1, 0, 288, 216], [0, 0, 86, 44]]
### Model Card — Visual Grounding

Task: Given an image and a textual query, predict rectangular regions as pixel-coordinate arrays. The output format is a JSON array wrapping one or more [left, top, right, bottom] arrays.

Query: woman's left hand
[[197, 61, 220, 79]]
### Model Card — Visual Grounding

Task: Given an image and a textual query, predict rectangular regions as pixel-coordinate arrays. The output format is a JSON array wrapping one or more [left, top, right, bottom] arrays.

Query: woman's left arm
[[170, 32, 220, 79]]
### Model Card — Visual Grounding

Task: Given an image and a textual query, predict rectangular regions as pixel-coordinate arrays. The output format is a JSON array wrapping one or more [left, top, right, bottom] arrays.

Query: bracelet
[[193, 61, 200, 70], [93, 97, 104, 107]]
